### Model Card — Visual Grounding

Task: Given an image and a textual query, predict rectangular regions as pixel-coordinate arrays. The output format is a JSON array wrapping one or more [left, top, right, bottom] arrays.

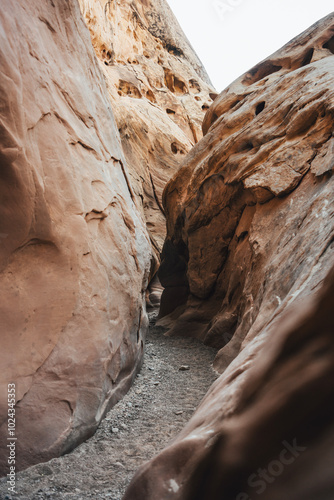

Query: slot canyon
[[0, 1, 334, 499]]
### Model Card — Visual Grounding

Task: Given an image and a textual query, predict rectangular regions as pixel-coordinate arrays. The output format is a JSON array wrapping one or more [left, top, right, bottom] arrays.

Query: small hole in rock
[[237, 141, 253, 153], [301, 48, 314, 66], [255, 101, 265, 115], [171, 143, 178, 154], [146, 90, 156, 103], [202, 104, 210, 111], [238, 231, 248, 242], [323, 35, 334, 54], [166, 108, 175, 115], [189, 79, 201, 93]]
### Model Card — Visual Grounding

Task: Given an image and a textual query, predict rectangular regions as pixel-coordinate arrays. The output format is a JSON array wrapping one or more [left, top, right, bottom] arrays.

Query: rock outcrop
[[123, 13, 334, 500], [0, 0, 151, 474], [159, 13, 334, 370], [78, 0, 215, 273]]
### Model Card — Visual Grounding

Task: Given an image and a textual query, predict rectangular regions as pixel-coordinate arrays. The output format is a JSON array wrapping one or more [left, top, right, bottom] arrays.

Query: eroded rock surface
[[78, 0, 215, 272], [123, 13, 334, 500], [0, 0, 151, 475], [159, 13, 334, 370]]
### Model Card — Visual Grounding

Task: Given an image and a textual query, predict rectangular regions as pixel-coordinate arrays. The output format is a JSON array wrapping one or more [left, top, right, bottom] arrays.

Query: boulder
[[0, 0, 151, 474]]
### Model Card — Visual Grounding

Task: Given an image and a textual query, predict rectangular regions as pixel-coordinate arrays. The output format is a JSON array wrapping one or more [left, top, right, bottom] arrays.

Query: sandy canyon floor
[[0, 311, 217, 500]]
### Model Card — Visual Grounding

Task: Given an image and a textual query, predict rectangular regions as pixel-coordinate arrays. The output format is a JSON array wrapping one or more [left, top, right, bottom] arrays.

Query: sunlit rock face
[[0, 0, 151, 474], [123, 13, 334, 500], [78, 0, 215, 273]]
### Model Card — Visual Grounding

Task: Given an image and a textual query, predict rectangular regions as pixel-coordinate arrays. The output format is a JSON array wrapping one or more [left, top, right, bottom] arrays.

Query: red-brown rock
[[123, 13, 334, 500], [0, 0, 151, 475]]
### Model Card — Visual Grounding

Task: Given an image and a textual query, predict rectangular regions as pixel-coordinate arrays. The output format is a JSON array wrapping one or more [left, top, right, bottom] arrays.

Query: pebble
[[179, 365, 190, 371], [111, 428, 119, 434], [174, 410, 183, 415], [153, 381, 160, 385]]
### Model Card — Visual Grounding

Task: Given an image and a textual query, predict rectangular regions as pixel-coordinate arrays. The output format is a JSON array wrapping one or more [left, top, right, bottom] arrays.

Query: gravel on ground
[[0, 310, 218, 500]]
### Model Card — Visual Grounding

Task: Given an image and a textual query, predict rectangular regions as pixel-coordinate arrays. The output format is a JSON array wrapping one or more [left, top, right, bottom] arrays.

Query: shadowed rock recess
[[123, 13, 334, 500]]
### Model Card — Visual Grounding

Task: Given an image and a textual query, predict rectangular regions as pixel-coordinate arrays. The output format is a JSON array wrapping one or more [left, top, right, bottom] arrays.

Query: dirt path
[[0, 311, 217, 500]]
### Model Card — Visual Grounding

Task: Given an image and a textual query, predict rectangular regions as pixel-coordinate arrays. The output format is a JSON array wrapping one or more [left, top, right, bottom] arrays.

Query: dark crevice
[[323, 36, 334, 54], [255, 101, 265, 115], [165, 43, 183, 57], [236, 141, 254, 153], [243, 62, 282, 86], [301, 48, 314, 66], [148, 169, 165, 217]]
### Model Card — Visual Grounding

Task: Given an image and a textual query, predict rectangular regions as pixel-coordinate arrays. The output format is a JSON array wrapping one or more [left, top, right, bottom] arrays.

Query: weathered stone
[[125, 266, 334, 500], [123, 13, 334, 500], [78, 0, 215, 274], [158, 13, 334, 372], [0, 0, 151, 475]]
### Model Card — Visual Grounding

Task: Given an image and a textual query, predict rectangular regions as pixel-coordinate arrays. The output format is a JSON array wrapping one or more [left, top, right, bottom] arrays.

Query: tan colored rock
[[0, 0, 151, 475], [78, 0, 215, 273], [123, 13, 334, 500], [159, 12, 334, 370]]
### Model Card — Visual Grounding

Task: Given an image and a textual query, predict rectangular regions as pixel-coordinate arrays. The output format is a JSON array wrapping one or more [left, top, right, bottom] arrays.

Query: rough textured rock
[[182, 269, 334, 500], [123, 13, 334, 500], [78, 0, 215, 273], [125, 267, 334, 500], [159, 13, 334, 370], [0, 0, 151, 475]]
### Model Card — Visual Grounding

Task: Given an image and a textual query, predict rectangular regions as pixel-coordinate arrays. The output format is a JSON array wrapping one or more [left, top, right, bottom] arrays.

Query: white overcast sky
[[166, 0, 333, 91]]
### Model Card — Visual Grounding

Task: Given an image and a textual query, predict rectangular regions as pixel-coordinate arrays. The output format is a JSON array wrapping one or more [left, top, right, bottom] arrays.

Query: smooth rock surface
[[123, 13, 334, 500], [0, 0, 151, 475], [78, 0, 215, 273]]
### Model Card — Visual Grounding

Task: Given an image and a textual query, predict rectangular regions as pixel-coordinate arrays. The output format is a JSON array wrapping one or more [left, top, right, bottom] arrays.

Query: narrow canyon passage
[[0, 311, 217, 500]]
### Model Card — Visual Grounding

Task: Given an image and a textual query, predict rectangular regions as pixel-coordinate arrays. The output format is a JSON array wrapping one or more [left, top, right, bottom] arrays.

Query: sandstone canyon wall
[[123, 13, 334, 500], [0, 0, 152, 474], [78, 0, 215, 273], [159, 12, 334, 369]]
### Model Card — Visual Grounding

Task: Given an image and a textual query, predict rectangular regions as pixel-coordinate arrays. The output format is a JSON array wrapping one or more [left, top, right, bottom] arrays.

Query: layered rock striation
[[0, 0, 151, 474], [78, 0, 215, 273], [123, 13, 334, 500], [159, 13, 334, 370]]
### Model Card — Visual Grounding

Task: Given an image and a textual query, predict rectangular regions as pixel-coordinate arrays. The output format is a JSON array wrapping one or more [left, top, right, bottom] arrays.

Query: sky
[[166, 0, 333, 91]]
